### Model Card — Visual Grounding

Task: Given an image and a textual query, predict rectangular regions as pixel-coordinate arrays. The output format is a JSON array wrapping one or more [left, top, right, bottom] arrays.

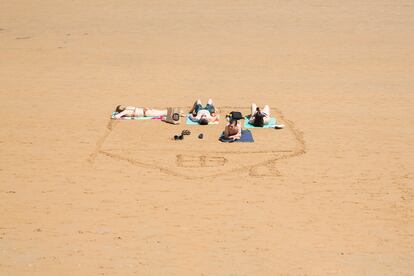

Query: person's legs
[[249, 103, 257, 123], [251, 103, 257, 116], [144, 108, 167, 117], [262, 105, 270, 116], [205, 98, 215, 113], [190, 99, 202, 114], [262, 105, 270, 124]]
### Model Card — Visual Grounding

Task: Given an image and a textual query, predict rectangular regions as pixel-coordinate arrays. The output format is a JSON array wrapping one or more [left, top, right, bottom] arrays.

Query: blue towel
[[219, 130, 254, 143], [186, 114, 219, 125], [244, 116, 277, 128]]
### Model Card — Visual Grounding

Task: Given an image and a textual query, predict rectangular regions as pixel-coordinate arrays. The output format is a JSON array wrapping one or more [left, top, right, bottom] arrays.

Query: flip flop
[[181, 129, 191, 135]]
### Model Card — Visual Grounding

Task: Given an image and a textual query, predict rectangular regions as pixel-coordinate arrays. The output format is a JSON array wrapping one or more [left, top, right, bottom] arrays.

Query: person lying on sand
[[223, 118, 242, 141], [249, 103, 271, 127], [114, 105, 167, 119], [188, 99, 219, 125]]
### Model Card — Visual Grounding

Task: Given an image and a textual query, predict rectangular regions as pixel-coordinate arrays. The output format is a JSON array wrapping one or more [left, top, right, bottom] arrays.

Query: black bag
[[230, 111, 243, 120], [252, 112, 265, 127]]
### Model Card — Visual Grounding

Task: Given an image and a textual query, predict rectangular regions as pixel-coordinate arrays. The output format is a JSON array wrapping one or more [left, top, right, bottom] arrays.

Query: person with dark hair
[[198, 116, 209, 125], [223, 119, 242, 141], [113, 105, 168, 119], [249, 103, 270, 127], [188, 99, 219, 124]]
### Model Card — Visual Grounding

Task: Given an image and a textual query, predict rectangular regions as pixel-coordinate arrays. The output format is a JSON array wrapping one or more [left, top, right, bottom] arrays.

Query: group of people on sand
[[114, 99, 271, 141]]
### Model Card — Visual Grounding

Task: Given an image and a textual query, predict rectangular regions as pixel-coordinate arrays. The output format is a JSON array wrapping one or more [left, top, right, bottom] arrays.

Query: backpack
[[252, 112, 265, 127], [230, 111, 243, 120]]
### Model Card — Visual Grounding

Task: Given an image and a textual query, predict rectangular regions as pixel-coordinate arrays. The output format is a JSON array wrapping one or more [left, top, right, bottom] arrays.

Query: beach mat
[[111, 112, 163, 120], [244, 116, 277, 128], [186, 114, 219, 125], [219, 130, 254, 143]]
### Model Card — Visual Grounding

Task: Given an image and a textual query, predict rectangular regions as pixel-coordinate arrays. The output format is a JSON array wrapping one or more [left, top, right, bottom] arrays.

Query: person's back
[[249, 104, 270, 126], [252, 111, 265, 127], [224, 119, 241, 140]]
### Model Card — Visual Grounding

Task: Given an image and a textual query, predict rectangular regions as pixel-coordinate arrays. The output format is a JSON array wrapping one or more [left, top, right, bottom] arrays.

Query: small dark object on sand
[[174, 134, 184, 140], [198, 133, 204, 139]]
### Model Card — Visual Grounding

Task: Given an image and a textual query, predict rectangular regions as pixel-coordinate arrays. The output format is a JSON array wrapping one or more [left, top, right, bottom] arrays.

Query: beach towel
[[244, 116, 277, 128], [186, 114, 220, 125], [111, 112, 163, 120], [219, 130, 254, 143]]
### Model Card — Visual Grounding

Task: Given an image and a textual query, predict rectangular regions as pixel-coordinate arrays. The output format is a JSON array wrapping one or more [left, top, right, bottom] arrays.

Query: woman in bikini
[[113, 105, 167, 119], [223, 118, 242, 141]]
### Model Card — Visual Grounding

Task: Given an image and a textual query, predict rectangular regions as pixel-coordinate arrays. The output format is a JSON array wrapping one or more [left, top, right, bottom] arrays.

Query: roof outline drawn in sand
[[88, 106, 306, 179]]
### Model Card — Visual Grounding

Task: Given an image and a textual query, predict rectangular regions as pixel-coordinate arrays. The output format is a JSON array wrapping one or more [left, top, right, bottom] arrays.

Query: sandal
[[174, 134, 184, 140], [181, 129, 191, 136]]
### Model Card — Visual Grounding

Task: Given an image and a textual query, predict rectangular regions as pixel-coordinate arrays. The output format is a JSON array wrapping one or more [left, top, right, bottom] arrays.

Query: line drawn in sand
[[88, 106, 306, 179], [176, 154, 228, 168]]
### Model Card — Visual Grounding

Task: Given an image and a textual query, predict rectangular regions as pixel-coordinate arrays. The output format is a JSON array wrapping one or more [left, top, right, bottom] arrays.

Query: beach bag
[[230, 111, 243, 120], [252, 112, 265, 127], [163, 107, 181, 125]]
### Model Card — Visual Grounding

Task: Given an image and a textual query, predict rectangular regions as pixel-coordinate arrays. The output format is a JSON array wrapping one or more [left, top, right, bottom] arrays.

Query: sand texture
[[1, 1, 413, 275]]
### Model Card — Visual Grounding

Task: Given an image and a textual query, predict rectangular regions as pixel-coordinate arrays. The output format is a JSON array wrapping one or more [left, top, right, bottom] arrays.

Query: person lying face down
[[114, 105, 167, 119], [249, 103, 271, 127], [224, 119, 242, 141], [188, 99, 219, 125]]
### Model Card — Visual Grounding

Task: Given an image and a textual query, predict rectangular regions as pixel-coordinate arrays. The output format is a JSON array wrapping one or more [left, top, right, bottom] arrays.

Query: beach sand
[[0, 1, 413, 275]]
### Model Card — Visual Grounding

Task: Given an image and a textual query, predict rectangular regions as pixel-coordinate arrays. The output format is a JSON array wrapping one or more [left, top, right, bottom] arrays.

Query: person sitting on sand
[[113, 105, 167, 119], [223, 118, 242, 141], [188, 99, 219, 125], [249, 103, 271, 127]]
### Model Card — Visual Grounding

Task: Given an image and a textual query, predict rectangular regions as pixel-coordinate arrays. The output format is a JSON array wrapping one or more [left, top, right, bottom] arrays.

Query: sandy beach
[[1, 1, 413, 275]]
